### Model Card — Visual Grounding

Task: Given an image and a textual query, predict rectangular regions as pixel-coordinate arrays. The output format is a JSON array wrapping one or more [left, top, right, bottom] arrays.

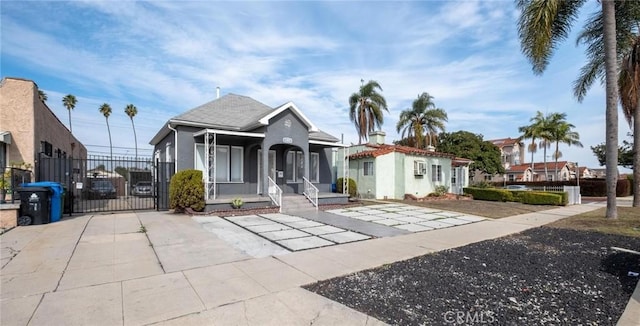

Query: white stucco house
[[336, 132, 472, 199]]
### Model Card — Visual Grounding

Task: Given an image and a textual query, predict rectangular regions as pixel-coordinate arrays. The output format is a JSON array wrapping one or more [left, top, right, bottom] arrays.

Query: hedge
[[494, 179, 633, 197], [169, 169, 205, 212], [518, 191, 565, 205], [463, 188, 514, 202], [464, 187, 567, 206]]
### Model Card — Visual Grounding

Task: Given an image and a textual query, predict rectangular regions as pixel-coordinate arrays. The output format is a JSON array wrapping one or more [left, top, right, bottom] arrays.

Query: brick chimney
[[368, 131, 386, 145]]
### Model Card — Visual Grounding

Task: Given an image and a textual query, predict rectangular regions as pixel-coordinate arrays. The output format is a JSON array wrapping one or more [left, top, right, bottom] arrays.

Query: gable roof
[[488, 137, 520, 148], [508, 161, 569, 172], [150, 93, 338, 145], [349, 144, 454, 159]]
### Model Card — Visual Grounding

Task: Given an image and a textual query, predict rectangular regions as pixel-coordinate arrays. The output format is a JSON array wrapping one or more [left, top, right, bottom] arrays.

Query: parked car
[[133, 181, 153, 197], [86, 180, 117, 199], [504, 184, 531, 191]]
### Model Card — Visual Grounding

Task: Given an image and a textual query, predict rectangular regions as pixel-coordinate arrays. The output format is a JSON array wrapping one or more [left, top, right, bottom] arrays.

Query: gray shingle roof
[[172, 93, 273, 130]]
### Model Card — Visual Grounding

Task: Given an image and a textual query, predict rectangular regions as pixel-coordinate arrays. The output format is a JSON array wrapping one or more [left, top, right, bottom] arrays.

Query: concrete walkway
[[1, 202, 636, 325]]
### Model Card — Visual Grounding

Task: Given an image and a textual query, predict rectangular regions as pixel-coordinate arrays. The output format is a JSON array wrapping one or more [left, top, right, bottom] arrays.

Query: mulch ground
[[304, 227, 640, 325]]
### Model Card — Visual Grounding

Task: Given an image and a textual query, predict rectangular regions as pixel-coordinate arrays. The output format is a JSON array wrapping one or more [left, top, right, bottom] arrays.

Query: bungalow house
[[502, 161, 576, 181], [336, 132, 472, 199], [149, 93, 346, 207], [504, 164, 534, 182]]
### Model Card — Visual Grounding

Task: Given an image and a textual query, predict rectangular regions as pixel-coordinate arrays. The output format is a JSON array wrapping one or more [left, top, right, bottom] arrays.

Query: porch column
[[261, 141, 269, 196]]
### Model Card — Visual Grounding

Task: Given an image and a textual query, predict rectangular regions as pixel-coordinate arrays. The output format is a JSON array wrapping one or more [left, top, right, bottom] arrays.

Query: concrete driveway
[[0, 203, 611, 325]]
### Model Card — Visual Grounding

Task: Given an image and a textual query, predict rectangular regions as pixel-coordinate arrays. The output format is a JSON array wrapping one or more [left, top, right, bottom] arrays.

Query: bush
[[169, 170, 205, 212], [518, 191, 565, 206], [336, 177, 358, 198], [471, 180, 493, 188], [617, 178, 632, 197], [433, 185, 449, 197], [463, 187, 514, 202]]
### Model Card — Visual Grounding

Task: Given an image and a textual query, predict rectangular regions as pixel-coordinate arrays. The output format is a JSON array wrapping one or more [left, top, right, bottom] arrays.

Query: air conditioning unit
[[414, 161, 426, 176]]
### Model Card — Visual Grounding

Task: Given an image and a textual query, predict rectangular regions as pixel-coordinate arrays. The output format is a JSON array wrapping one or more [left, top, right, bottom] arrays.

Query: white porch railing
[[267, 177, 282, 212], [302, 177, 319, 210]]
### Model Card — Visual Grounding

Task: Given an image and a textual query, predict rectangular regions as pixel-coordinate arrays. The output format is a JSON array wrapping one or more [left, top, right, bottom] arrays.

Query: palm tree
[[573, 1, 640, 206], [517, 0, 619, 218], [619, 37, 640, 206], [349, 80, 388, 144], [62, 94, 77, 133], [124, 104, 138, 159], [518, 111, 546, 172], [396, 92, 447, 149], [99, 103, 113, 162], [38, 90, 47, 103], [550, 120, 583, 179]]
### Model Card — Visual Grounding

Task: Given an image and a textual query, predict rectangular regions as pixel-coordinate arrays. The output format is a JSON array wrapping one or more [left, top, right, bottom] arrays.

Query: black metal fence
[[36, 154, 174, 213]]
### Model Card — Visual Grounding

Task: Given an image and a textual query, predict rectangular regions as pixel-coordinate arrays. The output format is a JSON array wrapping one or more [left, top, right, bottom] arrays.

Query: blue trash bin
[[20, 182, 64, 223]]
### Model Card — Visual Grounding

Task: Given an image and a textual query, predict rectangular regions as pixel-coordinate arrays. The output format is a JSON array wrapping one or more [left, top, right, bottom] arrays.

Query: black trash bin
[[16, 187, 52, 226]]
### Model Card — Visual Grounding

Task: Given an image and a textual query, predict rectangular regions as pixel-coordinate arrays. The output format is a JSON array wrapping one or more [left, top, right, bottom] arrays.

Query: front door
[[257, 149, 276, 194]]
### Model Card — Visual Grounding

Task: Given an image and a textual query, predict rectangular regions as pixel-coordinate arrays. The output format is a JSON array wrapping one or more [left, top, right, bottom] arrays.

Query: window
[[213, 145, 243, 182], [508, 174, 515, 182], [547, 174, 554, 181], [484, 174, 493, 181], [40, 141, 52, 157], [310, 153, 319, 182], [364, 161, 374, 176], [286, 150, 309, 183], [451, 168, 457, 184], [414, 161, 426, 176], [431, 164, 442, 182], [195, 144, 205, 174]]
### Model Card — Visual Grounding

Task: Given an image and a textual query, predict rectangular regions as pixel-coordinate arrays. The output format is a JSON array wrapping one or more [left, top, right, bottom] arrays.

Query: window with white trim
[[508, 174, 515, 182], [431, 164, 442, 182], [414, 161, 426, 175], [214, 145, 243, 182], [310, 152, 319, 182], [484, 174, 493, 181], [286, 151, 307, 183], [363, 161, 374, 176]]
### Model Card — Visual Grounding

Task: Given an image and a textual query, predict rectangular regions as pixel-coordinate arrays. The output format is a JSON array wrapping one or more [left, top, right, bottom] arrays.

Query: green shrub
[[463, 187, 513, 202], [169, 170, 205, 212], [471, 180, 493, 188], [547, 191, 569, 206], [336, 177, 358, 198], [231, 197, 244, 209], [518, 191, 565, 206], [433, 185, 449, 197]]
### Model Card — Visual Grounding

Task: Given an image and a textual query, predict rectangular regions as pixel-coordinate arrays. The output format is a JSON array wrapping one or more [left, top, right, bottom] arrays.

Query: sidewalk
[[1, 202, 635, 325]]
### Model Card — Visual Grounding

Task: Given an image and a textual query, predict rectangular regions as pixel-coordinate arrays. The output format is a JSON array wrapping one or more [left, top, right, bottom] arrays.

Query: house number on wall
[[283, 137, 293, 144]]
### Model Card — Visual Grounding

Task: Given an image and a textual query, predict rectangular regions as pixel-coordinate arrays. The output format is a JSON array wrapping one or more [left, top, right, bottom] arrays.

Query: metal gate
[[37, 154, 174, 213]]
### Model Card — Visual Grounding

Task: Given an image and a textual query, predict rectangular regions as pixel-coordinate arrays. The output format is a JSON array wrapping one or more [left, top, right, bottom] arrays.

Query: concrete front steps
[[281, 194, 316, 213]]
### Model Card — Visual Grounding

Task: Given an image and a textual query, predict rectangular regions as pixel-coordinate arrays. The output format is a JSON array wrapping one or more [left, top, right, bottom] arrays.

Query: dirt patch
[[388, 198, 554, 218], [547, 207, 640, 237]]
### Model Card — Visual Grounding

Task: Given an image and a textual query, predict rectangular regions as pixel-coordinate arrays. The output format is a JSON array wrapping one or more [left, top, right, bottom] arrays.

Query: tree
[[574, 1, 640, 207], [518, 111, 545, 171], [124, 104, 138, 158], [99, 103, 113, 162], [349, 80, 388, 144], [437, 131, 504, 177], [38, 90, 47, 103], [517, 0, 619, 218], [591, 139, 634, 169], [550, 119, 583, 179], [62, 94, 77, 134], [396, 92, 447, 149]]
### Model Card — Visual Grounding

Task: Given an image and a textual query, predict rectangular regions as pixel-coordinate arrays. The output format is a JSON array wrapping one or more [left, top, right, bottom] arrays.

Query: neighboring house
[[336, 131, 472, 199], [489, 138, 525, 170], [504, 164, 534, 182], [0, 77, 87, 171], [149, 93, 344, 200], [576, 166, 594, 179]]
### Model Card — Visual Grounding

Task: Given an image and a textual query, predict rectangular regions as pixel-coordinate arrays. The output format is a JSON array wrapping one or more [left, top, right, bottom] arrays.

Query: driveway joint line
[[136, 213, 165, 274], [53, 214, 94, 293]]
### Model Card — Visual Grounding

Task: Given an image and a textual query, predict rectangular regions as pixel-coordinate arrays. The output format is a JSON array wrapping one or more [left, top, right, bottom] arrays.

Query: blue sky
[[1, 1, 631, 171]]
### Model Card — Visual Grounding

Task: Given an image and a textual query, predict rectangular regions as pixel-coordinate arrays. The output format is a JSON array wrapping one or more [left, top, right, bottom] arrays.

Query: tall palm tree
[[517, 0, 619, 218], [573, 1, 640, 206], [349, 80, 388, 144], [38, 90, 47, 103], [62, 94, 77, 133], [550, 119, 583, 179], [99, 103, 113, 162], [396, 92, 447, 149], [518, 111, 546, 173], [619, 36, 640, 206], [124, 104, 138, 159]]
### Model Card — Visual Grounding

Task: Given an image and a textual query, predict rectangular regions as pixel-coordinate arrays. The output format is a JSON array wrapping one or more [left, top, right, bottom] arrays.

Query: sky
[[1, 1, 632, 172]]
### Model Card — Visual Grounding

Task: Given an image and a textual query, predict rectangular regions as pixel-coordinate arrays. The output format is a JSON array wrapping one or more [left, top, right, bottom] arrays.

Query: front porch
[[204, 192, 349, 212]]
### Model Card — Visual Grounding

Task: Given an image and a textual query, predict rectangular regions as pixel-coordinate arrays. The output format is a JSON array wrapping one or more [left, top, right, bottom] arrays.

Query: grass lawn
[[548, 207, 640, 238], [381, 199, 555, 218]]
